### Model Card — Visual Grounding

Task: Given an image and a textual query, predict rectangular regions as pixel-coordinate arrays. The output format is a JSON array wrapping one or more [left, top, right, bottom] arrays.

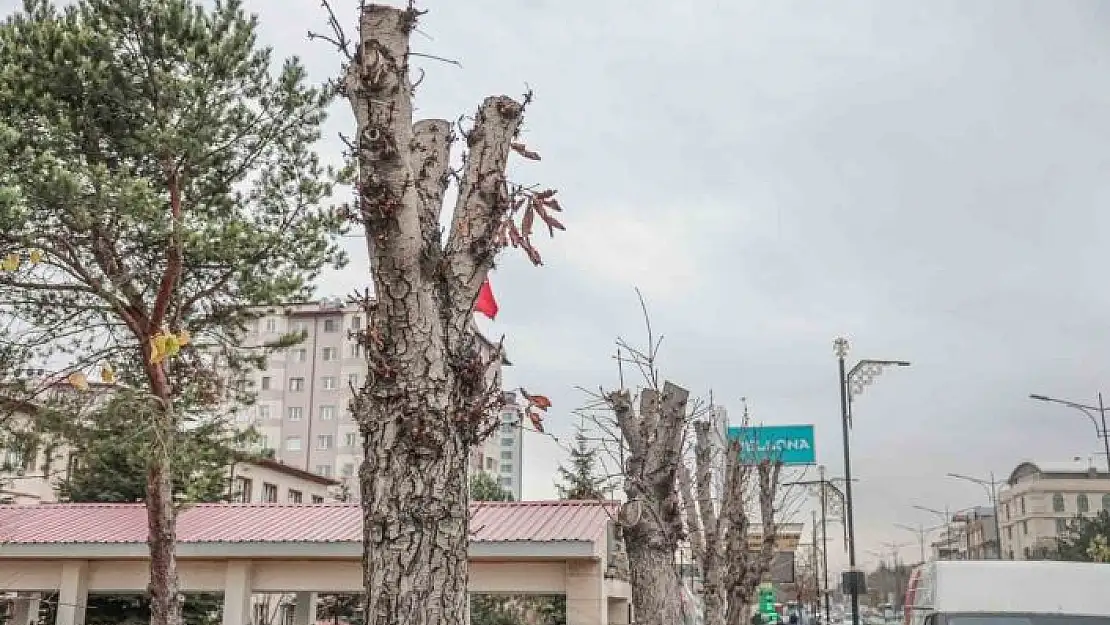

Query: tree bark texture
[[342, 5, 536, 625], [609, 382, 689, 625]]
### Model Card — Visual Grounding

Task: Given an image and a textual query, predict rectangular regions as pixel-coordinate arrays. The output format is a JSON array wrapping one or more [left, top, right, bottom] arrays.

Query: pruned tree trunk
[[724, 459, 782, 625], [681, 418, 785, 625], [337, 5, 562, 625], [609, 383, 689, 625]]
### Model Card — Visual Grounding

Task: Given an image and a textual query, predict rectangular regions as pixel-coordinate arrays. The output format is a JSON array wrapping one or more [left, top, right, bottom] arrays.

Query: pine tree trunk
[[146, 454, 181, 625], [146, 368, 181, 625]]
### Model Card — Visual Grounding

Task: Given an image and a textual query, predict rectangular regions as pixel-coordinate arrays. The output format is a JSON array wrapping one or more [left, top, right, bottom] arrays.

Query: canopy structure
[[0, 500, 631, 625]]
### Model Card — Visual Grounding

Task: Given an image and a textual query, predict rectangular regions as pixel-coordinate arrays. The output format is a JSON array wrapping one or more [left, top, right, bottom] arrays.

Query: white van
[[904, 561, 1110, 625]]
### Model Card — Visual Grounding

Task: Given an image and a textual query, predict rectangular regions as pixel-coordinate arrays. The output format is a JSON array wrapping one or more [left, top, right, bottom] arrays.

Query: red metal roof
[[0, 500, 617, 545]]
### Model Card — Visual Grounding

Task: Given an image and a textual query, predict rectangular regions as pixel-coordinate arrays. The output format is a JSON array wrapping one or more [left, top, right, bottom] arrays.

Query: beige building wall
[[1, 423, 338, 504], [242, 300, 510, 497], [997, 460, 1110, 560], [228, 458, 340, 504]]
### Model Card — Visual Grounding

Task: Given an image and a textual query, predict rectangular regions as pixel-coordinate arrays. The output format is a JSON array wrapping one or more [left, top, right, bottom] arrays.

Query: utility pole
[[784, 469, 851, 624], [834, 337, 911, 625], [819, 465, 831, 623]]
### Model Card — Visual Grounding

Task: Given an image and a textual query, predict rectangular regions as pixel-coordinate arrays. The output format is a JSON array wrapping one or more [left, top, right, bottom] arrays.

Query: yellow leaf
[[164, 334, 181, 357], [176, 329, 190, 347], [67, 372, 90, 391], [150, 335, 168, 364], [28, 249, 43, 265], [2, 253, 18, 272], [100, 364, 115, 384]]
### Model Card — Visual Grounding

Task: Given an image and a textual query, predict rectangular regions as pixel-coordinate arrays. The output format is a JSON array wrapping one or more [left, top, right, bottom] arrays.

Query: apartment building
[[492, 392, 525, 500], [239, 299, 509, 496], [997, 459, 1110, 560]]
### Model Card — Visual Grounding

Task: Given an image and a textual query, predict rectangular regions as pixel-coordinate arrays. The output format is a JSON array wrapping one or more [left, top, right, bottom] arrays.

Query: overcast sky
[[266, 0, 1110, 572], [11, 0, 1110, 572]]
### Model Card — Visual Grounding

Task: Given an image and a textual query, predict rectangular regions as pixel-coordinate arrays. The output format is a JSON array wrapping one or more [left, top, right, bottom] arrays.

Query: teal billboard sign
[[727, 424, 816, 466]]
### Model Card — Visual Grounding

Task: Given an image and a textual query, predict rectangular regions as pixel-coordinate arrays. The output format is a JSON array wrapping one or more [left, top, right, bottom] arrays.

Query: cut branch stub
[[411, 118, 453, 256]]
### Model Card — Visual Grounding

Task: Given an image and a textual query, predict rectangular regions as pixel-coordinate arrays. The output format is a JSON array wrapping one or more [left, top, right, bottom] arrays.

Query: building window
[[322, 347, 337, 361], [344, 432, 358, 448], [500, 463, 512, 473], [348, 373, 360, 388], [1078, 493, 1090, 513], [348, 344, 361, 358], [262, 483, 278, 503], [291, 321, 309, 335], [257, 435, 271, 452], [260, 376, 271, 391], [288, 489, 302, 504], [265, 318, 278, 333], [500, 477, 512, 487], [312, 495, 324, 504], [322, 376, 337, 390], [1022, 520, 1028, 535], [1006, 526, 1012, 540], [292, 348, 307, 362], [315, 464, 332, 478], [1104, 494, 1110, 512], [316, 435, 333, 450], [289, 377, 305, 392], [1053, 493, 1065, 513], [324, 318, 340, 333], [501, 423, 514, 434], [320, 405, 336, 420], [500, 438, 513, 446], [287, 406, 303, 421], [258, 405, 271, 420], [351, 316, 362, 330], [234, 477, 253, 503], [501, 451, 512, 460], [485, 457, 495, 470], [286, 436, 302, 451], [341, 463, 355, 478], [1020, 497, 1026, 515], [1056, 518, 1069, 534]]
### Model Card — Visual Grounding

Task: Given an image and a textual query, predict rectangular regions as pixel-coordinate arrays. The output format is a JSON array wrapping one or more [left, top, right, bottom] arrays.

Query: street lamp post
[[833, 337, 911, 625], [912, 505, 953, 559], [894, 522, 944, 564], [1029, 393, 1110, 472], [947, 472, 1003, 559]]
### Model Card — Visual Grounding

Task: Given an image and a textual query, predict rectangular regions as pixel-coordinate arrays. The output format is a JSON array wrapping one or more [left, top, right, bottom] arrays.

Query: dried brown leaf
[[511, 142, 541, 161], [521, 206, 535, 237]]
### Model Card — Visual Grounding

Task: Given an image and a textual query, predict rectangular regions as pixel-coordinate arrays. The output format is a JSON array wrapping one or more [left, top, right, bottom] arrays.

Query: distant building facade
[[493, 392, 525, 500], [997, 459, 1110, 560]]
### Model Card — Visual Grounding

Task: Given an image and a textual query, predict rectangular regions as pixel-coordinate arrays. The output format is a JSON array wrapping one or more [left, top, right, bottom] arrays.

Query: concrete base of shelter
[[0, 559, 631, 625]]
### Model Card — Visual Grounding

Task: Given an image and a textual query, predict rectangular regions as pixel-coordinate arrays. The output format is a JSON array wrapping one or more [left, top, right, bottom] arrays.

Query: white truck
[[903, 560, 1110, 625]]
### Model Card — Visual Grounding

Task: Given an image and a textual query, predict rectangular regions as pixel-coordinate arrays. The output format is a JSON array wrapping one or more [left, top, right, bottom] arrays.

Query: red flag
[[474, 278, 499, 320]]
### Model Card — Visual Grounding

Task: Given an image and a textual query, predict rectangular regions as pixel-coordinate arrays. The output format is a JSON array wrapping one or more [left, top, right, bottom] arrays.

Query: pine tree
[[0, 2, 345, 624], [555, 428, 613, 500], [470, 471, 513, 502]]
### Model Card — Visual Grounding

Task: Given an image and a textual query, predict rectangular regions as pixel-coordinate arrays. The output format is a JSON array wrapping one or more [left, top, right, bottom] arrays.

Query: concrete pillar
[[55, 562, 88, 625], [607, 598, 630, 625], [292, 592, 317, 625], [221, 562, 254, 625], [564, 561, 605, 625], [12, 593, 41, 625]]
